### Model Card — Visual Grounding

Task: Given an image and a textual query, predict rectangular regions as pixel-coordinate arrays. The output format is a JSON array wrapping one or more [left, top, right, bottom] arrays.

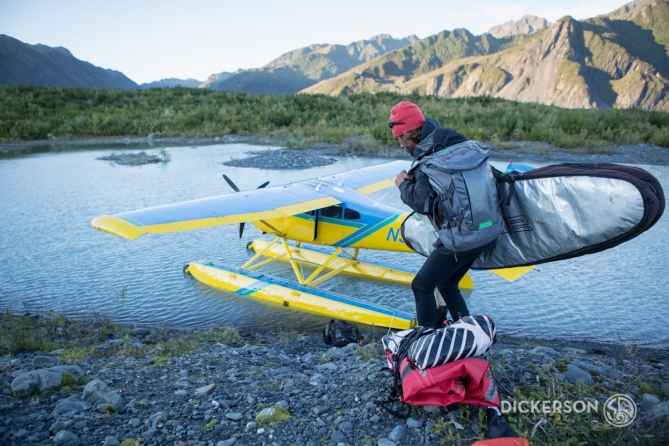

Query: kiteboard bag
[[401, 163, 665, 268]]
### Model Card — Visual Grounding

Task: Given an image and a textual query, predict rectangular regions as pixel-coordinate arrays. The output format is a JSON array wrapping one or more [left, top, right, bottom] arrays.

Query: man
[[391, 101, 495, 328]]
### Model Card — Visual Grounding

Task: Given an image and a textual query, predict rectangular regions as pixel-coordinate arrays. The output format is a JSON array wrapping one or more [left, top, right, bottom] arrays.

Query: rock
[[274, 400, 289, 408], [27, 431, 49, 443], [561, 347, 588, 355], [407, 417, 423, 428], [313, 405, 330, 415], [341, 343, 359, 354], [146, 412, 167, 429], [103, 435, 120, 446], [301, 352, 314, 363], [50, 421, 66, 434], [648, 401, 669, 419], [83, 379, 122, 405], [569, 359, 623, 379], [49, 349, 65, 356], [11, 365, 83, 395], [73, 420, 87, 430], [529, 346, 558, 355], [563, 364, 593, 385], [32, 355, 57, 368], [661, 383, 669, 397], [53, 430, 78, 445], [388, 424, 406, 442], [339, 420, 354, 432], [217, 439, 237, 446], [642, 393, 661, 404], [195, 384, 216, 395], [317, 362, 337, 372], [51, 395, 92, 417], [655, 363, 665, 369], [226, 412, 243, 421], [124, 357, 136, 365], [129, 418, 141, 428], [175, 390, 188, 396], [378, 438, 398, 446], [331, 430, 347, 442]]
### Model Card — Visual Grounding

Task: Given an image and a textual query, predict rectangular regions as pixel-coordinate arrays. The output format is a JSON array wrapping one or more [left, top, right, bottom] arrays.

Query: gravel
[[1, 329, 668, 445]]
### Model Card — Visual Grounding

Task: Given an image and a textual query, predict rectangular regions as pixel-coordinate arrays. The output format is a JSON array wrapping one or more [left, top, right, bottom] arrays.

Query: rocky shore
[[1, 315, 668, 446], [2, 134, 668, 167], [223, 149, 337, 170]]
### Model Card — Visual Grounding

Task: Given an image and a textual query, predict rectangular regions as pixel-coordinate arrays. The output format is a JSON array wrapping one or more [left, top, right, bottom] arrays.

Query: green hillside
[[214, 35, 417, 95], [305, 2, 669, 111]]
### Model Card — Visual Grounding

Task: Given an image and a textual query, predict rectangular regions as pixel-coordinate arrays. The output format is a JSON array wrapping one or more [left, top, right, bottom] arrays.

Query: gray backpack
[[409, 140, 503, 254]]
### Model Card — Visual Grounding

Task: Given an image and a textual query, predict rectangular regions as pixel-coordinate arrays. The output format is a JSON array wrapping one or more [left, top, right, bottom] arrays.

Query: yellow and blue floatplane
[[92, 160, 523, 329]]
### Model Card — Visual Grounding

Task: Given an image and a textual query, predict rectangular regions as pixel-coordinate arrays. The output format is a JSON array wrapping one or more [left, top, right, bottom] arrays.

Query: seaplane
[[92, 160, 530, 330]]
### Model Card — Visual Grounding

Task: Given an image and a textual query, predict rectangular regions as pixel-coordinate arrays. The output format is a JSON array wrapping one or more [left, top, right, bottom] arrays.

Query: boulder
[[563, 364, 592, 385], [32, 355, 57, 368], [51, 395, 91, 417], [11, 365, 83, 395], [83, 379, 122, 405]]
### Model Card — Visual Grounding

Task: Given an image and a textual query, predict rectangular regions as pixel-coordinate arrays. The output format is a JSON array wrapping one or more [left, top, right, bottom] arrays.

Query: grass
[[1, 86, 668, 151]]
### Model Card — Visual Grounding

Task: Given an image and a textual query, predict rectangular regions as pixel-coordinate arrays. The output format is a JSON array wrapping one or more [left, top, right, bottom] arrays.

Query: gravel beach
[[1, 321, 668, 446]]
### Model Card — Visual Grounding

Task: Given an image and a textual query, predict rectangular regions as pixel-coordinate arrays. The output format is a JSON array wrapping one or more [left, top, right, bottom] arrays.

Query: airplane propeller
[[222, 175, 269, 238]]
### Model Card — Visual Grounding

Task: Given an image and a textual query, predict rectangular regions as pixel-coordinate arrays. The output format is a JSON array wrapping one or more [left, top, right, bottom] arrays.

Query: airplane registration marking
[[337, 213, 402, 247], [386, 227, 404, 243]]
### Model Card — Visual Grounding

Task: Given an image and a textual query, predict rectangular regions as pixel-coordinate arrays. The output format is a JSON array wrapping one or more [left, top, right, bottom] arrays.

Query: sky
[[0, 0, 632, 85]]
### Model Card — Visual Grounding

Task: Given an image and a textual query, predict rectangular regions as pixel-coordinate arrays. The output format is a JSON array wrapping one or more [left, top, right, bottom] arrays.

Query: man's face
[[396, 134, 416, 156]]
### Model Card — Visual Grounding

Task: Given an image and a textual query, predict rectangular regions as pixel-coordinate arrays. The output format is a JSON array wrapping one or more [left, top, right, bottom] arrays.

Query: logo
[[603, 394, 637, 428]]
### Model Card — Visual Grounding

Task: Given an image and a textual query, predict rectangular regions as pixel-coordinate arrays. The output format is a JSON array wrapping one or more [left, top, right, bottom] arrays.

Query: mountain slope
[[0, 35, 137, 89], [488, 15, 550, 38], [213, 34, 418, 94], [139, 78, 201, 89], [304, 3, 669, 111], [303, 29, 525, 95]]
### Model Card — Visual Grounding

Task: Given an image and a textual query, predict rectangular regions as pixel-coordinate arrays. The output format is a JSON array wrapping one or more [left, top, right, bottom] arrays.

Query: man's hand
[[394, 170, 414, 188]]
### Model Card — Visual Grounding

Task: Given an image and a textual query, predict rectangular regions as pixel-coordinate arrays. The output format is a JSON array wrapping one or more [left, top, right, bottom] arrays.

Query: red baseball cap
[[389, 102, 425, 138]]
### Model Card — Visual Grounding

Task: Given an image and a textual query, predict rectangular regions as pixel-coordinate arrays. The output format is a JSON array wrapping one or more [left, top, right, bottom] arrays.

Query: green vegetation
[[255, 406, 292, 425], [1, 86, 669, 150]]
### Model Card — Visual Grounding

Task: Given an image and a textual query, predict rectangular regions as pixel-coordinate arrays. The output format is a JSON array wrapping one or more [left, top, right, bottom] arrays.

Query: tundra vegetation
[[1, 86, 669, 151]]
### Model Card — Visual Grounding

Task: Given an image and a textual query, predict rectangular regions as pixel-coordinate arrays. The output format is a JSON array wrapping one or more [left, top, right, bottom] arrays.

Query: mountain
[[139, 78, 202, 89], [605, 0, 652, 20], [303, 29, 527, 95], [487, 15, 550, 38], [198, 69, 245, 89], [0, 34, 137, 89], [304, 1, 669, 111], [212, 34, 419, 94]]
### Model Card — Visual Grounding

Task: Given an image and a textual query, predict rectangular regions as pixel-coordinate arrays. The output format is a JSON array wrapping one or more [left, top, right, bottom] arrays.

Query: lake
[[1, 143, 667, 347]]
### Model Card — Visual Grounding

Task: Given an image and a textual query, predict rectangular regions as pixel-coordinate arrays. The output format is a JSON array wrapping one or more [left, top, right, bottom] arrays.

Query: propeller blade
[[222, 174, 241, 193], [257, 181, 270, 189]]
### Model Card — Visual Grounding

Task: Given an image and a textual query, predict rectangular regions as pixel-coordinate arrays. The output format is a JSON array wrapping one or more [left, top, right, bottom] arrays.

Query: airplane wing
[[92, 182, 341, 240], [323, 160, 411, 195], [92, 160, 410, 241]]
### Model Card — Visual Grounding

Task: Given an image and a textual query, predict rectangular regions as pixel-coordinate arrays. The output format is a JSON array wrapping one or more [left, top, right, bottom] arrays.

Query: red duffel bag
[[398, 356, 500, 408]]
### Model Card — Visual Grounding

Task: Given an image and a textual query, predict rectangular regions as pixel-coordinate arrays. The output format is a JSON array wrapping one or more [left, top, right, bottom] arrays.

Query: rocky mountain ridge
[[303, 0, 669, 111]]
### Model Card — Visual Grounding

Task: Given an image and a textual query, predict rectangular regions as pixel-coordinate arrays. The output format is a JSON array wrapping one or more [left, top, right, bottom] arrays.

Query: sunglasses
[[388, 121, 405, 129]]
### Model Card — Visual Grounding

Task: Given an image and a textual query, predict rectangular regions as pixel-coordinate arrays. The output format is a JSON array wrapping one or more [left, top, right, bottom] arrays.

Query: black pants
[[411, 249, 478, 328]]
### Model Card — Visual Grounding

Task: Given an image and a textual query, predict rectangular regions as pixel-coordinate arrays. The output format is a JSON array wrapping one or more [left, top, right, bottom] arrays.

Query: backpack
[[410, 134, 503, 254], [322, 320, 360, 346]]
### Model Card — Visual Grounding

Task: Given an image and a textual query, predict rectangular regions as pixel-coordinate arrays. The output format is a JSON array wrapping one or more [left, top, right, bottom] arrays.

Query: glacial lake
[[1, 143, 667, 347]]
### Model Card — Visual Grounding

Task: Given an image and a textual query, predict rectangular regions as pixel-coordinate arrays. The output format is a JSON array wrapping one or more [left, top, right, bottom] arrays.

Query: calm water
[[1, 143, 668, 347]]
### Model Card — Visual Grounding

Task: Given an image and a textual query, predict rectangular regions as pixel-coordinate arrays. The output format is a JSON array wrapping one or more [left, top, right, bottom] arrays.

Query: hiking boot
[[486, 407, 516, 439]]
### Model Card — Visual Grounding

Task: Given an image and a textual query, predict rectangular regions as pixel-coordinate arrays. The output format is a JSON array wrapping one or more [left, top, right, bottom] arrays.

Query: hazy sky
[[1, 0, 631, 84]]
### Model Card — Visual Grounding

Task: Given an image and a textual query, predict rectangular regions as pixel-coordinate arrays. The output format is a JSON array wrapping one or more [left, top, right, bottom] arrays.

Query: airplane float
[[92, 160, 531, 330]]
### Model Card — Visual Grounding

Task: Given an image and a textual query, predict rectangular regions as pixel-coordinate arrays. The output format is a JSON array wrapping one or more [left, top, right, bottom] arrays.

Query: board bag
[[402, 162, 665, 267]]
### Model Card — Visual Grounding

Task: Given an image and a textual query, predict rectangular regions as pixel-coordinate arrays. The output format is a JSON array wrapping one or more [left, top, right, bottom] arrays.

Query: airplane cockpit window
[[344, 208, 361, 219], [320, 205, 343, 219]]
